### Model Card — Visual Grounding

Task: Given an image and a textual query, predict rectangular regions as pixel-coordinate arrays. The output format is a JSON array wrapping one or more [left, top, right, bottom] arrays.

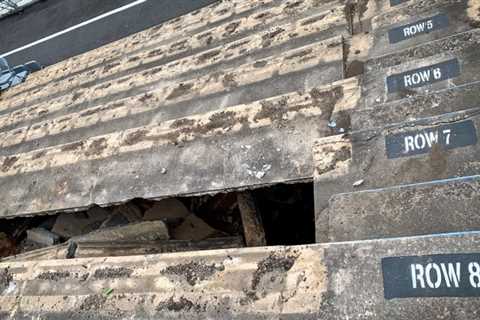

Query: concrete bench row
[[0, 232, 479, 319]]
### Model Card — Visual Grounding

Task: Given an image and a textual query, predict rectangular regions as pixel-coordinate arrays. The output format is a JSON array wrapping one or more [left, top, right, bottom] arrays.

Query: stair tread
[[363, 29, 480, 107], [1, 231, 480, 319], [328, 174, 480, 241], [368, 0, 479, 59], [0, 78, 357, 218], [352, 80, 480, 130], [314, 108, 480, 241]]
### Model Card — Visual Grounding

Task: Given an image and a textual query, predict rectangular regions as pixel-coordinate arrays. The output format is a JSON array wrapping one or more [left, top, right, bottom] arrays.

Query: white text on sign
[[411, 262, 480, 289], [404, 68, 442, 88], [403, 20, 433, 38], [404, 129, 451, 153]]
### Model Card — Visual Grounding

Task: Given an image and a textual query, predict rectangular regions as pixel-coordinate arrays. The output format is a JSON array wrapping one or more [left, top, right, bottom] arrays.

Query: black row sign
[[387, 59, 460, 93], [390, 0, 409, 6], [386, 58, 460, 93], [385, 120, 477, 159], [388, 14, 449, 44], [383, 253, 480, 299]]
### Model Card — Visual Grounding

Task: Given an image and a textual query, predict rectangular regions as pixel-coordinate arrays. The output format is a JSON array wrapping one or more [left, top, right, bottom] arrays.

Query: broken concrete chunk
[[99, 213, 129, 229], [26, 228, 60, 246], [0, 76, 351, 219], [100, 202, 143, 228], [112, 203, 143, 221], [73, 221, 169, 242], [52, 206, 110, 238], [143, 198, 190, 221], [172, 214, 220, 241]]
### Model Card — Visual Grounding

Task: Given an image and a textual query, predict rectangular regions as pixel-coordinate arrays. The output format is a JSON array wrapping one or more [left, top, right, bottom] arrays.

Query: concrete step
[[0, 0, 386, 219], [327, 175, 480, 242], [314, 108, 480, 241], [0, 35, 346, 157], [1, 232, 480, 319], [343, 0, 479, 78], [362, 29, 480, 107], [0, 2, 351, 115], [368, 0, 480, 59], [0, 77, 360, 219], [1, 0, 289, 98], [0, 0, 411, 110], [352, 80, 480, 130]]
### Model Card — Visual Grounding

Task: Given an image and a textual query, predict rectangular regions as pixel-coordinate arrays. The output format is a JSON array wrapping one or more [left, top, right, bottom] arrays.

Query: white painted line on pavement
[[1, 0, 148, 58]]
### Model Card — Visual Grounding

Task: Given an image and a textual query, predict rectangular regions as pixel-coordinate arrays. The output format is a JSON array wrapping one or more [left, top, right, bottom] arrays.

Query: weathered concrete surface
[[0, 78, 360, 218], [0, 0, 403, 111], [0, 0, 347, 108], [363, 29, 480, 107], [368, 0, 480, 59], [342, 0, 479, 77], [313, 134, 354, 242], [352, 80, 480, 130], [315, 108, 480, 242], [350, 108, 480, 187], [0, 0, 281, 98], [0, 0, 368, 222], [328, 175, 480, 241], [1, 5, 349, 116], [0, 36, 345, 157], [1, 232, 480, 319]]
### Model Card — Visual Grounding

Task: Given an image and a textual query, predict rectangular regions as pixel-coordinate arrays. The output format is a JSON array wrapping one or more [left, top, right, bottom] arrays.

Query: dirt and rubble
[[0, 183, 315, 261], [161, 261, 225, 286]]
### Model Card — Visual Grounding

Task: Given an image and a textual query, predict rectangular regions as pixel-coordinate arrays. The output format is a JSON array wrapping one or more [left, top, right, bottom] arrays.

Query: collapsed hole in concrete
[[0, 182, 314, 260], [252, 182, 315, 246]]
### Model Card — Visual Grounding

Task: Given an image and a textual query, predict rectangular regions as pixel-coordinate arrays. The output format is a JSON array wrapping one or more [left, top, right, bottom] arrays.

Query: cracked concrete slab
[[315, 108, 480, 241], [0, 78, 358, 218], [368, 0, 480, 58], [328, 175, 480, 241], [363, 29, 480, 107], [1, 232, 480, 319], [352, 80, 480, 130]]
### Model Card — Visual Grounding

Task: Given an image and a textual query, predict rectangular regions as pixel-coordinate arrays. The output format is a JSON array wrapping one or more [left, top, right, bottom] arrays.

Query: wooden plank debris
[[237, 192, 267, 247], [74, 237, 245, 258]]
